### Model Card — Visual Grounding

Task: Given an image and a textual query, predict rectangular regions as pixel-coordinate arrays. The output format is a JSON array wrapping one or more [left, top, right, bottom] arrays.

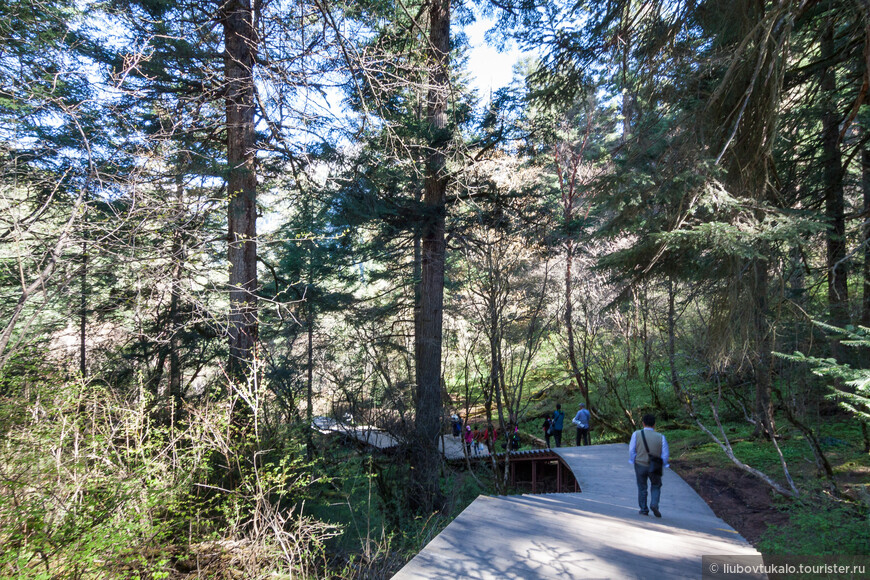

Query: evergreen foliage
[[1, 0, 870, 575]]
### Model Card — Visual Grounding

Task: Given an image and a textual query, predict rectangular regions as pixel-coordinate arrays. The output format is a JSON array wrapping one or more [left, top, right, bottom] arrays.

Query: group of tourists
[[542, 401, 590, 448], [451, 415, 498, 455], [453, 407, 670, 517], [541, 404, 669, 517], [452, 400, 593, 453]]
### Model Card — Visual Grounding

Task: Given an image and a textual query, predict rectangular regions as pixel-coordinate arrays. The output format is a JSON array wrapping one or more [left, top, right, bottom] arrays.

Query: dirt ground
[[670, 459, 790, 546]]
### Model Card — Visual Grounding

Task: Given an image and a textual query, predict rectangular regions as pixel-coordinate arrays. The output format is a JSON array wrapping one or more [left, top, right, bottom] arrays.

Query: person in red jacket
[[481, 425, 497, 453]]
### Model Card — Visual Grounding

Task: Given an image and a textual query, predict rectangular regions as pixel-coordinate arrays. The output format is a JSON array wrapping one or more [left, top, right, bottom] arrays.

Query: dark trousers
[[576, 427, 590, 446], [544, 431, 551, 448], [553, 429, 562, 447], [634, 462, 662, 513]]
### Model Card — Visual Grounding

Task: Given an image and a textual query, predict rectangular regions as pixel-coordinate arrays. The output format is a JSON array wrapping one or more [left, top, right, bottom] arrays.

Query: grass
[[758, 498, 870, 555]]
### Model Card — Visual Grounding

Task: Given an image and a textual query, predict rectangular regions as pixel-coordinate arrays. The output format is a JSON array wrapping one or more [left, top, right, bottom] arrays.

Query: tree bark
[[565, 240, 587, 400], [640, 286, 652, 386], [168, 174, 185, 420], [555, 129, 589, 404], [752, 257, 775, 438], [79, 239, 87, 378], [619, 0, 633, 142], [222, 0, 258, 380], [411, 0, 450, 513], [667, 277, 681, 399], [306, 306, 315, 458], [862, 145, 870, 326], [414, 231, 422, 386], [822, 21, 849, 330], [169, 261, 182, 414]]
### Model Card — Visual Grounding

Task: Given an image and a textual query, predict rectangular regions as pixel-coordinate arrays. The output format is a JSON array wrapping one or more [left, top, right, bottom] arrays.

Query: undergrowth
[[0, 363, 338, 579], [758, 498, 870, 555]]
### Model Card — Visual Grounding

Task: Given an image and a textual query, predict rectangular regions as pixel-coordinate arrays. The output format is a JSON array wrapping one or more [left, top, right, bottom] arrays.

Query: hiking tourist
[[542, 415, 552, 448], [552, 404, 564, 447], [572, 402, 591, 446], [628, 413, 669, 517], [464, 425, 474, 454], [483, 425, 497, 453]]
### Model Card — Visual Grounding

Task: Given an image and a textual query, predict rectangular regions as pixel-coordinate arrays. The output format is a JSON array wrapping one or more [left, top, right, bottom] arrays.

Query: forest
[[1, 0, 869, 577]]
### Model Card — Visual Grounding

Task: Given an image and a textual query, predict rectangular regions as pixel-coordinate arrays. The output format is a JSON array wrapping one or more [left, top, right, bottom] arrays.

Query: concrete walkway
[[393, 443, 763, 579]]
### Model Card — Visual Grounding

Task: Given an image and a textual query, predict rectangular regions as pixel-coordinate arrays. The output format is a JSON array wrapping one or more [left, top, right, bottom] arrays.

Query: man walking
[[572, 402, 591, 446], [552, 404, 564, 447], [628, 414, 669, 517]]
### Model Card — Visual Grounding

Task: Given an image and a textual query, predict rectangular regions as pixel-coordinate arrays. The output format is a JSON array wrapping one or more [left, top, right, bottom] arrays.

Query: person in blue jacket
[[572, 402, 591, 446], [552, 404, 564, 447]]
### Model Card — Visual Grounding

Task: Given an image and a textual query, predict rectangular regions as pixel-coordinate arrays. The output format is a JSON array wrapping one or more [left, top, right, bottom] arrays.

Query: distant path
[[439, 434, 491, 460], [317, 423, 491, 460], [314, 424, 401, 449], [393, 443, 764, 579]]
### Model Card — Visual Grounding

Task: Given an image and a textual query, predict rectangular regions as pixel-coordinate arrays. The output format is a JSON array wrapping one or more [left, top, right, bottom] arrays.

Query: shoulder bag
[[640, 430, 664, 476]]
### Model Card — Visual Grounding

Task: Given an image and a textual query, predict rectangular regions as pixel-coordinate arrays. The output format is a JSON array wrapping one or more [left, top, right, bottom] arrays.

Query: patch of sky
[[461, 11, 530, 100]]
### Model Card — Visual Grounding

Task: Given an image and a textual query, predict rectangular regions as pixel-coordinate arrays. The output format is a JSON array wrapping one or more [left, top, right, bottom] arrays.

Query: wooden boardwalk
[[393, 443, 763, 579], [314, 423, 401, 449], [315, 424, 489, 460], [440, 435, 491, 460]]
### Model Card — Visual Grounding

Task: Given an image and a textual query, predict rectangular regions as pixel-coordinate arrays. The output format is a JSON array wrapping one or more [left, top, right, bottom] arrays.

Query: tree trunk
[[79, 239, 87, 378], [414, 232, 422, 384], [822, 22, 848, 330], [168, 175, 184, 421], [580, 303, 594, 409], [564, 241, 587, 399], [619, 0, 633, 142], [169, 265, 182, 412], [667, 277, 681, 399], [626, 290, 638, 379], [862, 145, 870, 326], [411, 0, 450, 513], [306, 306, 315, 458], [641, 286, 652, 386], [752, 257, 775, 438], [222, 0, 258, 380], [490, 287, 509, 435]]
